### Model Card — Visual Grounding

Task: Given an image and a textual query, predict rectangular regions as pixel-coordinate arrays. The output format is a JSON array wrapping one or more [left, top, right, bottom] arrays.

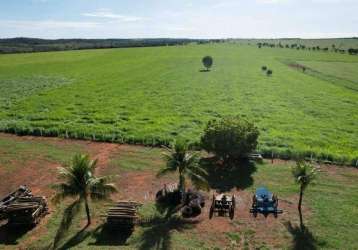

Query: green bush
[[202, 56, 213, 71], [200, 116, 259, 162]]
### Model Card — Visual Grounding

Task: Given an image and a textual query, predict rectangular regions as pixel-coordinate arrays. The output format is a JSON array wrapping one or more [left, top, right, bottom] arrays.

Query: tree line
[[0, 37, 215, 54], [257, 42, 358, 55]]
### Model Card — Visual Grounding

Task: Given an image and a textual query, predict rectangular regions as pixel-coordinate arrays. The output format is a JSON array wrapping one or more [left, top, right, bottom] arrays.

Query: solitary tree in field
[[53, 154, 117, 225], [267, 69, 273, 76], [201, 116, 259, 164], [202, 56, 213, 71], [157, 141, 209, 192], [292, 161, 317, 229], [262, 66, 267, 71]]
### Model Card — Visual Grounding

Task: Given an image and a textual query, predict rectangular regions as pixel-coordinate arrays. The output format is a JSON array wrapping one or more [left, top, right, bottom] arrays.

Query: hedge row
[[0, 124, 356, 167]]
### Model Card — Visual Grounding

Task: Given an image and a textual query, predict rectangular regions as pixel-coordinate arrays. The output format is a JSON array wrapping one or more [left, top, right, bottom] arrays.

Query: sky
[[0, 0, 357, 39]]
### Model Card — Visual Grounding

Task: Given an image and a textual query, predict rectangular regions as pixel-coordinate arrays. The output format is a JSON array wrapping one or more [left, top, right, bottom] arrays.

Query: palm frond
[[156, 166, 176, 177], [53, 153, 117, 201], [89, 177, 118, 200], [88, 158, 98, 173], [51, 183, 80, 203], [185, 168, 210, 191], [292, 161, 317, 190], [57, 166, 75, 181], [158, 141, 208, 191]]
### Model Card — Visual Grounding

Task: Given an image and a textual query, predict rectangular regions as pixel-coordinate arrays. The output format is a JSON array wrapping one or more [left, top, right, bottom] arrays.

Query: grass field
[[0, 134, 357, 249], [0, 44, 357, 165]]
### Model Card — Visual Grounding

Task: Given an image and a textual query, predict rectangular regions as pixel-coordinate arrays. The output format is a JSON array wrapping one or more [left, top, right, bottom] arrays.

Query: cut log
[[105, 201, 140, 228]]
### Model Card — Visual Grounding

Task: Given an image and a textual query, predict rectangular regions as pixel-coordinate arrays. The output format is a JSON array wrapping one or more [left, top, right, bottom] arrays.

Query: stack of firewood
[[5, 196, 48, 225], [0, 185, 32, 211], [105, 201, 141, 230], [0, 186, 48, 226]]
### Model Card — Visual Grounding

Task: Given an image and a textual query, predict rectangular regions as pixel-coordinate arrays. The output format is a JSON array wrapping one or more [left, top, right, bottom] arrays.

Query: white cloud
[[82, 9, 143, 22]]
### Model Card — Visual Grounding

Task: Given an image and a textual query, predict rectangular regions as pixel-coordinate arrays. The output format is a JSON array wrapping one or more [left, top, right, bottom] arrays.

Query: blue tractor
[[250, 187, 283, 218]]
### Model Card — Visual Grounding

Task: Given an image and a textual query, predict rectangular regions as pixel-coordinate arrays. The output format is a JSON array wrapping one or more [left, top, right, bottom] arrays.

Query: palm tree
[[53, 154, 117, 225], [157, 141, 209, 193], [292, 161, 317, 229]]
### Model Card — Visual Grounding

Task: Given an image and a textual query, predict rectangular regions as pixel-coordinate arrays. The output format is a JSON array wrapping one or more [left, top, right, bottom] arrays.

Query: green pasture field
[[0, 43, 357, 164], [298, 60, 358, 84]]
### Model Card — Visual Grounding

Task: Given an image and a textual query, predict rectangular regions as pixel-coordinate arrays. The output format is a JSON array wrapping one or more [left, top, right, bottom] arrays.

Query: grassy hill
[[0, 44, 357, 165]]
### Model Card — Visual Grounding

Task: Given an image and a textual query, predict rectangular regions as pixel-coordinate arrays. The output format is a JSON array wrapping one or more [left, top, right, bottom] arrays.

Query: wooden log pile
[[0, 186, 32, 212], [105, 201, 141, 231], [0, 186, 48, 226]]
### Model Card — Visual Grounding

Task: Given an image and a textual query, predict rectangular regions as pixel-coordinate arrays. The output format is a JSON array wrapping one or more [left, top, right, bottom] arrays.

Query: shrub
[[261, 66, 267, 71], [202, 56, 213, 71], [348, 48, 358, 55], [267, 70, 273, 76], [200, 116, 259, 162]]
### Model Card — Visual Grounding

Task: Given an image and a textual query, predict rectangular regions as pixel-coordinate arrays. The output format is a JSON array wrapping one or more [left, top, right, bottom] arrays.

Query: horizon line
[[1, 36, 358, 41]]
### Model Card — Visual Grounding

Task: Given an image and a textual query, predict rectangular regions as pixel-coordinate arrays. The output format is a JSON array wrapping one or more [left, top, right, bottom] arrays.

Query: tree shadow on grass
[[57, 224, 91, 250], [137, 215, 199, 250], [200, 157, 257, 192], [89, 202, 179, 247], [155, 198, 182, 219], [199, 69, 210, 72], [52, 199, 82, 249], [0, 222, 34, 245], [89, 223, 133, 246], [285, 221, 326, 250]]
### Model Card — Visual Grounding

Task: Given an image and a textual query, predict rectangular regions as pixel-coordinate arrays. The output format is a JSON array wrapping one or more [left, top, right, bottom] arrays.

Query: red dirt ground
[[0, 134, 337, 249]]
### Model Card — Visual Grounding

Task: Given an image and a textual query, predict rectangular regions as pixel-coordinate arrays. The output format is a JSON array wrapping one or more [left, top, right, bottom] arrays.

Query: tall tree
[[292, 161, 317, 229], [157, 141, 209, 192], [53, 154, 117, 225]]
